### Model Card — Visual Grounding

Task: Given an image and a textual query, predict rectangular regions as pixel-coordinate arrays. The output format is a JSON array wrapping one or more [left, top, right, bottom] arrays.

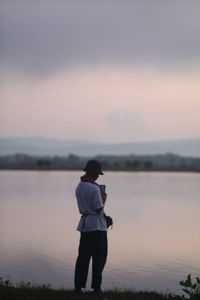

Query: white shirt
[[76, 181, 107, 232]]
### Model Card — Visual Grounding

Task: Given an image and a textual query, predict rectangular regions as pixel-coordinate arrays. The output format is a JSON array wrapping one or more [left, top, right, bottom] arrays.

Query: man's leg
[[74, 232, 92, 289], [91, 231, 108, 291]]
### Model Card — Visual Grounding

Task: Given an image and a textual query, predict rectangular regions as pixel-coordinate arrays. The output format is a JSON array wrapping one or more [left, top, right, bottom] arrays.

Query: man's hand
[[101, 192, 107, 204], [96, 191, 107, 213]]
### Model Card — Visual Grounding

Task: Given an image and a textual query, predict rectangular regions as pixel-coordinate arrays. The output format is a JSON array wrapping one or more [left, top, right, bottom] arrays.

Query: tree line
[[0, 153, 200, 172]]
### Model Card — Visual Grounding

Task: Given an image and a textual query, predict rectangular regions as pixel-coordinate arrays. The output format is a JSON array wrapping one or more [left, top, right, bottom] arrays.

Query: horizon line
[[0, 136, 200, 145]]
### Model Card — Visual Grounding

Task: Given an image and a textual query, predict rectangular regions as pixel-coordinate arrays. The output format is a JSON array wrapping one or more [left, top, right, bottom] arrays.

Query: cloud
[[104, 110, 152, 142], [0, 67, 199, 142], [1, 1, 200, 77]]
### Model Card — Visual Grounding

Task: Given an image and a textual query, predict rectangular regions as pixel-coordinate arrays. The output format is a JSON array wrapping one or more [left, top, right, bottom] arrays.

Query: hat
[[83, 160, 104, 175]]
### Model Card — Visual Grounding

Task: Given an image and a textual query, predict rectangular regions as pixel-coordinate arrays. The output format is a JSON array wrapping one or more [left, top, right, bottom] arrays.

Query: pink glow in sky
[[0, 1, 200, 142]]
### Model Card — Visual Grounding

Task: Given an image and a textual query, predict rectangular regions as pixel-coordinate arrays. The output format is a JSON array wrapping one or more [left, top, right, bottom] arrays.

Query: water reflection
[[0, 171, 200, 294]]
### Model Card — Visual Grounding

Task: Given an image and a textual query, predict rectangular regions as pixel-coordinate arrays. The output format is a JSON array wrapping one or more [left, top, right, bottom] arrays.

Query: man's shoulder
[[77, 181, 99, 191]]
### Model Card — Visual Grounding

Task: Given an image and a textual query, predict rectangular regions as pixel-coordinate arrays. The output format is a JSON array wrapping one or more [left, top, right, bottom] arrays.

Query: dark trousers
[[74, 230, 107, 290]]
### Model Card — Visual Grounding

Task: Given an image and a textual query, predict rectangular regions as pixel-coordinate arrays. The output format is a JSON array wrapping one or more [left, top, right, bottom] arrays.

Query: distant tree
[[144, 161, 153, 168], [37, 159, 51, 168], [125, 160, 140, 168], [68, 154, 79, 162], [114, 162, 119, 168], [101, 161, 108, 168], [132, 160, 140, 168]]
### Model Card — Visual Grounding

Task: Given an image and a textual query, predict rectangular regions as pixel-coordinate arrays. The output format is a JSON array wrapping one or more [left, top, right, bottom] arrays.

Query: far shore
[[0, 167, 199, 173]]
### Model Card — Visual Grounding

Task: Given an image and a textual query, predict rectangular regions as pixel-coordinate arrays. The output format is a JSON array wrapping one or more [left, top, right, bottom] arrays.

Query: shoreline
[[0, 285, 183, 300], [0, 167, 199, 173]]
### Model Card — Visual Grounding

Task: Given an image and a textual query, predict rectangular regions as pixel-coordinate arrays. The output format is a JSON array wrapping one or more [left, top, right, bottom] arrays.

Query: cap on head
[[83, 160, 104, 175]]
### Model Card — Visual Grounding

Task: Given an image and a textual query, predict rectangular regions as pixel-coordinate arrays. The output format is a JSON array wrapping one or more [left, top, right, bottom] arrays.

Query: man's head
[[83, 160, 104, 180]]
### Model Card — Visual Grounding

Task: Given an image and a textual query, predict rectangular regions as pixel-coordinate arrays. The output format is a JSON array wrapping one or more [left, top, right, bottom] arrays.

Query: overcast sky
[[0, 0, 200, 142]]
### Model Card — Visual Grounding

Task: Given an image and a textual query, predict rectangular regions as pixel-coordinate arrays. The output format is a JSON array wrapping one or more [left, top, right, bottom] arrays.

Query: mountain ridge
[[0, 137, 200, 157]]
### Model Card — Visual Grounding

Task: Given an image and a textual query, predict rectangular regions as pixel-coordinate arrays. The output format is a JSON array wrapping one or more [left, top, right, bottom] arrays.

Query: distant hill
[[0, 137, 200, 157]]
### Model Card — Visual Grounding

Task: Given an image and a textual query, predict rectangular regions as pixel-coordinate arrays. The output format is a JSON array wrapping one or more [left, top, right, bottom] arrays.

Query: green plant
[[179, 274, 200, 299], [0, 277, 12, 287]]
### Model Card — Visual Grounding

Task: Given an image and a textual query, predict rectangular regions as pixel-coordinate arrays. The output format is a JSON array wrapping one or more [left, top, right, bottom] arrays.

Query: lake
[[0, 170, 199, 294]]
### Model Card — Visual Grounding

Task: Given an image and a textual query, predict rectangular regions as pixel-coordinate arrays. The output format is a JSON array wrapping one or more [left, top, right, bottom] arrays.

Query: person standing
[[74, 160, 107, 293]]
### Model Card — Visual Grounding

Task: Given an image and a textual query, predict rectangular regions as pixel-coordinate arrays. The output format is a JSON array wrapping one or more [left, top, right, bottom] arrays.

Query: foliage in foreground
[[0, 274, 200, 300], [179, 274, 200, 300]]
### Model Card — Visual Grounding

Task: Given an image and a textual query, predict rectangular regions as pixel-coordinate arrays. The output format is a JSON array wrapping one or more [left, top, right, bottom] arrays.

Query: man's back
[[75, 181, 106, 232]]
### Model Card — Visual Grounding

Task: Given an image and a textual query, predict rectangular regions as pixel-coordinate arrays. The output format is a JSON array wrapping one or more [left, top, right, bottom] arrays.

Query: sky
[[0, 0, 200, 143]]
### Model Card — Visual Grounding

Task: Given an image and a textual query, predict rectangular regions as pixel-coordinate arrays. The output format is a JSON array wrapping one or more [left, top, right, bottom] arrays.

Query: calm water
[[0, 170, 199, 294]]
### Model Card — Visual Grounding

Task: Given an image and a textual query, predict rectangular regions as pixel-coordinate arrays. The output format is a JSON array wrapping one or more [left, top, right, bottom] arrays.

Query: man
[[74, 160, 107, 293]]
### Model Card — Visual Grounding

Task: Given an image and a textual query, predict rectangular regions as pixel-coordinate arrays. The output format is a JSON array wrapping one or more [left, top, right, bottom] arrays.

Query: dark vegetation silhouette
[[1, 276, 195, 300], [1, 275, 200, 299], [0, 153, 200, 171]]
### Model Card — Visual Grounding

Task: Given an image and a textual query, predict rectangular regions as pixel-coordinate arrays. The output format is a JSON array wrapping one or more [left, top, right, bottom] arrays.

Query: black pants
[[74, 230, 107, 290]]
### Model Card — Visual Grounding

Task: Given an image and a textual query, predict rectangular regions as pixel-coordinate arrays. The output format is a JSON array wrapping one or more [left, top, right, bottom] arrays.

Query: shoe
[[93, 288, 102, 294], [73, 288, 82, 293]]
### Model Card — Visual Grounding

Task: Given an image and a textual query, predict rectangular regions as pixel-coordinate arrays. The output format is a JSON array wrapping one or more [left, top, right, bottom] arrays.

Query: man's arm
[[95, 191, 107, 214]]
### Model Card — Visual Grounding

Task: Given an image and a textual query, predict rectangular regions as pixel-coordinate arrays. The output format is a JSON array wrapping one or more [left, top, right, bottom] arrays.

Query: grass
[[0, 280, 183, 300]]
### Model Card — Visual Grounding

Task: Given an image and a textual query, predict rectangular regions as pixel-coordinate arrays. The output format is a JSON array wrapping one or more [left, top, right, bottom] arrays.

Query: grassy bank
[[0, 285, 183, 300], [0, 279, 183, 300], [1, 275, 199, 299]]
